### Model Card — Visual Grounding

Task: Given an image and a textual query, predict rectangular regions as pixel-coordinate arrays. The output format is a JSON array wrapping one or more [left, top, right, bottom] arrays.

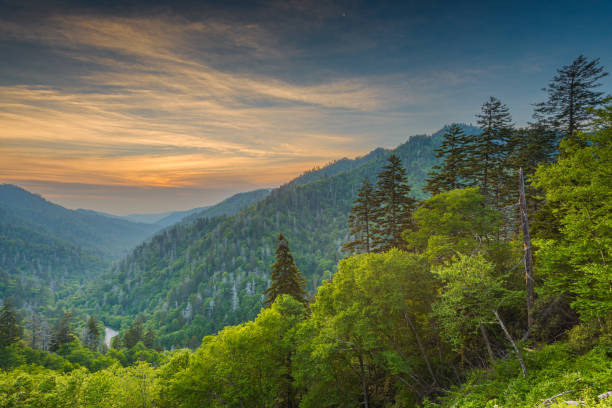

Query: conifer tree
[[533, 55, 609, 143], [50, 311, 74, 351], [84, 315, 100, 351], [0, 299, 21, 347], [463, 97, 513, 207], [343, 178, 375, 254], [425, 124, 469, 195], [372, 154, 417, 252], [123, 316, 144, 349], [264, 233, 308, 308], [504, 124, 560, 213], [143, 328, 156, 348]]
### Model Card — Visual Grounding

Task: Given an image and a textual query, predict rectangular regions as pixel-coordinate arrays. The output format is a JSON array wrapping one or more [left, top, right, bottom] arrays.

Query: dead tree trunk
[[479, 323, 495, 362], [519, 168, 535, 330], [493, 310, 527, 377]]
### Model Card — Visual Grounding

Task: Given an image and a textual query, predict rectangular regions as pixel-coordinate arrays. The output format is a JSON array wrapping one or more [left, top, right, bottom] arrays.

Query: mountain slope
[[0, 185, 160, 260], [84, 125, 480, 347], [0, 184, 164, 309]]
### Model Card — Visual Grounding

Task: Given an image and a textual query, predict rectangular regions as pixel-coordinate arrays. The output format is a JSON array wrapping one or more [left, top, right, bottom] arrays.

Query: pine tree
[[504, 124, 560, 213], [264, 233, 308, 308], [84, 316, 100, 352], [143, 328, 156, 348], [425, 124, 469, 195], [533, 55, 609, 143], [49, 311, 74, 352], [372, 154, 417, 252], [463, 97, 513, 207], [0, 299, 21, 347], [123, 316, 144, 349], [343, 178, 375, 254]]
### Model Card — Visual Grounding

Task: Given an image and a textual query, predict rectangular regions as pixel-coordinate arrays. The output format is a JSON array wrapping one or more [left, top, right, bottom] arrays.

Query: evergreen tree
[[124, 316, 144, 349], [84, 315, 100, 352], [0, 298, 21, 347], [533, 55, 609, 143], [425, 124, 469, 195], [143, 328, 156, 348], [465, 97, 513, 206], [504, 124, 560, 214], [343, 178, 375, 254], [49, 311, 74, 352], [372, 154, 417, 252], [264, 233, 308, 308]]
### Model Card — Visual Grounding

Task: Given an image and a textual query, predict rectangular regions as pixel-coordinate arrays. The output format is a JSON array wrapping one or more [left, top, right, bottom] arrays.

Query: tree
[[0, 298, 21, 347], [264, 233, 308, 308], [432, 254, 522, 369], [403, 188, 503, 264], [343, 178, 376, 254], [84, 316, 100, 352], [533, 101, 612, 320], [170, 295, 306, 408], [143, 328, 156, 348], [533, 55, 609, 143], [372, 154, 417, 252], [466, 96, 513, 203], [503, 124, 560, 215], [124, 316, 144, 349], [49, 311, 75, 352], [425, 124, 469, 195], [295, 250, 440, 407]]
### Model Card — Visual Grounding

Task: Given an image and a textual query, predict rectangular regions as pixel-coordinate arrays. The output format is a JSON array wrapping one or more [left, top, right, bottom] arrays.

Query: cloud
[[0, 13, 480, 212]]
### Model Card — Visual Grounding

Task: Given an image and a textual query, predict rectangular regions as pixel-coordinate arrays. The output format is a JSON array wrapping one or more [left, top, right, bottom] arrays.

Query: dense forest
[[0, 55, 611, 407]]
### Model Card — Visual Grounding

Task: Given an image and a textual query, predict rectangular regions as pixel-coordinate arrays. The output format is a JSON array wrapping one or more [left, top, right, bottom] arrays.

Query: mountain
[[0, 184, 163, 309], [82, 125, 480, 348], [79, 189, 271, 228], [179, 189, 272, 224]]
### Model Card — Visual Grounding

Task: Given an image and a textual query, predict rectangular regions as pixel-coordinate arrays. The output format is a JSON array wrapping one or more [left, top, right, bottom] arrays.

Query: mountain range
[[1, 124, 480, 348]]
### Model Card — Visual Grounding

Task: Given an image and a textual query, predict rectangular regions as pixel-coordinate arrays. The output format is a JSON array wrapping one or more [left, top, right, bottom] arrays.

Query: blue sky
[[1, 0, 611, 214]]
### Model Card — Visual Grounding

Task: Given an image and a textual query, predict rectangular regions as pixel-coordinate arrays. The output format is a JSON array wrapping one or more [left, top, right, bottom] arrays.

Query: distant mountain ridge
[[0, 184, 160, 260]]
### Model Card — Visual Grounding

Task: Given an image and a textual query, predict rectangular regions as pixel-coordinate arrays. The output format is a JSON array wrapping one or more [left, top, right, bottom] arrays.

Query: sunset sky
[[1, 0, 611, 214]]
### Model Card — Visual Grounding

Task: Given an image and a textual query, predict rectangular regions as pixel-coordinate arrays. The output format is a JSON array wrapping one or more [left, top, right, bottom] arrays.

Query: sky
[[1, 0, 611, 215]]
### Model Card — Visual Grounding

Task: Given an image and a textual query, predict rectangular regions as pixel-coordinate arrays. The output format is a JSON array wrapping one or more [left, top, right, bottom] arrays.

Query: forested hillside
[[0, 185, 159, 260], [75, 125, 479, 348], [0, 185, 163, 312]]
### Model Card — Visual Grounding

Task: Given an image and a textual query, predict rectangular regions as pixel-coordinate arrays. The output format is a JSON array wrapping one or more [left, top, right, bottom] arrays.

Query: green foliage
[[432, 254, 522, 361], [296, 250, 440, 406], [168, 295, 306, 408], [533, 103, 612, 320], [404, 188, 502, 264], [433, 342, 612, 408]]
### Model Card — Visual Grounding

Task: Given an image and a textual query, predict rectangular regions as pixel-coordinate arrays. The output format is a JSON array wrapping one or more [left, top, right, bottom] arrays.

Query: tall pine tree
[[49, 311, 74, 352], [425, 124, 469, 195], [372, 154, 417, 252], [0, 299, 21, 347], [264, 233, 308, 308], [343, 178, 375, 254], [84, 315, 100, 352], [533, 55, 609, 143], [464, 97, 513, 207]]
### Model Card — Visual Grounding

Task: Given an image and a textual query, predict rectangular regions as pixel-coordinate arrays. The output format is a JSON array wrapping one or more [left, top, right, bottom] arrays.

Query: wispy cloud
[[0, 14, 478, 212]]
